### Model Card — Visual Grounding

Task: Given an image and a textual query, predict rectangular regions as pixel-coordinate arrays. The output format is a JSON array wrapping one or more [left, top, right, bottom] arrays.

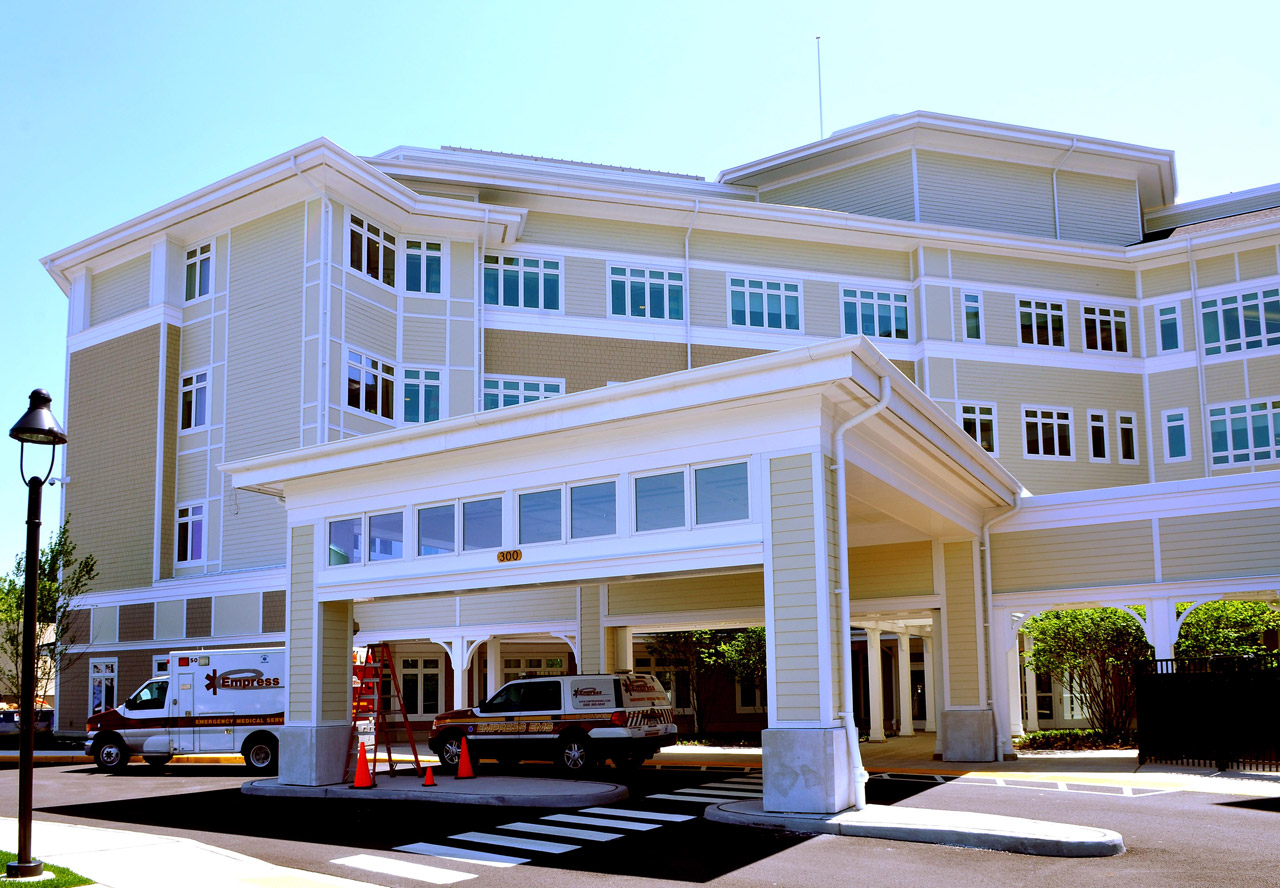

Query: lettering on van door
[[204, 668, 283, 694]]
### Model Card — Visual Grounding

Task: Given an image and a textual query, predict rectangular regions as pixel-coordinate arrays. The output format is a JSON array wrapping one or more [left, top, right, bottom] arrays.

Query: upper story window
[[960, 403, 997, 454], [1201, 289, 1280, 356], [176, 504, 205, 564], [1209, 397, 1280, 466], [730, 277, 800, 331], [180, 371, 209, 431], [328, 517, 361, 565], [483, 376, 562, 411], [1023, 406, 1073, 459], [1082, 306, 1129, 354], [462, 497, 502, 550], [1087, 410, 1108, 461], [349, 215, 396, 288], [1019, 299, 1066, 348], [403, 369, 442, 424], [634, 461, 749, 533], [843, 288, 909, 340], [1163, 409, 1191, 462], [369, 511, 404, 561], [1158, 304, 1182, 353], [347, 350, 394, 420], [963, 293, 983, 341], [405, 241, 442, 294], [1117, 412, 1139, 464], [483, 255, 561, 311], [609, 266, 684, 321], [185, 244, 212, 302]]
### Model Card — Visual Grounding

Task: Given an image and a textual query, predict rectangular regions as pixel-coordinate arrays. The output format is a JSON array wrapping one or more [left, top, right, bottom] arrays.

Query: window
[[1158, 305, 1182, 353], [570, 481, 616, 539], [609, 266, 684, 320], [180, 371, 209, 431], [153, 655, 170, 675], [1023, 407, 1073, 459], [126, 678, 168, 712], [1201, 289, 1280, 356], [482, 376, 562, 410], [176, 504, 204, 563], [403, 369, 442, 424], [635, 472, 685, 532], [1117, 412, 1139, 464], [483, 255, 561, 310], [842, 288, 908, 340], [404, 240, 442, 294], [963, 293, 983, 341], [1087, 410, 1108, 462], [1082, 306, 1129, 353], [693, 462, 749, 525], [519, 489, 562, 545], [1209, 398, 1280, 466], [960, 403, 997, 454], [1019, 299, 1066, 348], [1163, 409, 1191, 462], [89, 659, 117, 716], [730, 277, 800, 331], [462, 497, 502, 550], [185, 243, 212, 302], [328, 517, 362, 565], [347, 351, 395, 420], [397, 657, 442, 717], [369, 512, 403, 561], [417, 504, 455, 556], [349, 215, 395, 287]]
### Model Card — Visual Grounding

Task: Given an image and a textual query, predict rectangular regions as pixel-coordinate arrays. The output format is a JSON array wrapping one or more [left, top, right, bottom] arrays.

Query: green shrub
[[1013, 728, 1135, 750]]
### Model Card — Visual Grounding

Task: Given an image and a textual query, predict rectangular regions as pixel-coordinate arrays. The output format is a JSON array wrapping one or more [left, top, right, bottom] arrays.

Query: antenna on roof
[[815, 36, 824, 140]]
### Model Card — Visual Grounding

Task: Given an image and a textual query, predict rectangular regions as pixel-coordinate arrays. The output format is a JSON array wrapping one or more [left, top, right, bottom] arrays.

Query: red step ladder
[[345, 643, 424, 783]]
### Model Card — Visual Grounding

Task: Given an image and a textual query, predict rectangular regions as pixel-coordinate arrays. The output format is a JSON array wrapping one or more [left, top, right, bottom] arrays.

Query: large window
[[405, 240, 442, 294], [176, 504, 204, 564], [347, 351, 395, 420], [609, 266, 684, 320], [369, 512, 404, 561], [483, 255, 561, 310], [842, 288, 909, 340], [417, 504, 455, 556], [1209, 398, 1280, 466], [396, 657, 442, 717], [328, 517, 362, 566], [349, 215, 395, 287], [1163, 409, 1191, 462], [462, 497, 502, 550], [960, 403, 997, 454], [1019, 299, 1066, 348], [403, 369, 442, 424], [1158, 304, 1182, 353], [635, 462, 749, 532], [1023, 407, 1073, 459], [180, 371, 209, 431], [482, 376, 562, 410], [963, 293, 983, 341], [729, 277, 800, 331], [89, 658, 117, 716], [185, 243, 211, 302], [1201, 289, 1280, 356], [1082, 306, 1129, 354], [570, 481, 616, 539]]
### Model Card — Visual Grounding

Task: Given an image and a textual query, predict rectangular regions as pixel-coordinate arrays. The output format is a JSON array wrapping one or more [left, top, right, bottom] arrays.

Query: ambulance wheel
[[92, 734, 131, 772], [242, 733, 278, 773], [557, 734, 592, 772], [436, 731, 463, 774], [143, 755, 172, 770]]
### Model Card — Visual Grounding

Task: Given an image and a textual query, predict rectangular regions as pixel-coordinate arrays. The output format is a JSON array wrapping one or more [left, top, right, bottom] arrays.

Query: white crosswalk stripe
[[544, 814, 661, 831], [501, 821, 622, 842], [699, 782, 764, 792], [395, 842, 529, 868], [333, 853, 476, 884], [581, 806, 695, 822], [725, 777, 762, 784], [450, 831, 580, 854], [646, 792, 737, 803], [673, 787, 761, 797]]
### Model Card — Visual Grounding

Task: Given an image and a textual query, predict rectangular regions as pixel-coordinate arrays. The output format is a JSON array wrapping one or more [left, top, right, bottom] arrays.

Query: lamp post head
[[9, 390, 67, 447]]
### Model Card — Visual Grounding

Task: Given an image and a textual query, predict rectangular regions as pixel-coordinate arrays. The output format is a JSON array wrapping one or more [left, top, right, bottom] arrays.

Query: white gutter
[[1051, 139, 1078, 240], [476, 209, 490, 412], [683, 200, 700, 370], [833, 374, 891, 810], [980, 493, 1023, 759]]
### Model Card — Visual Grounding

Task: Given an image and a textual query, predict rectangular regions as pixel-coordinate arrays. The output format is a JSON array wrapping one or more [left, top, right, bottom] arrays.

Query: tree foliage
[[644, 627, 767, 735], [1174, 601, 1280, 658], [0, 519, 97, 703]]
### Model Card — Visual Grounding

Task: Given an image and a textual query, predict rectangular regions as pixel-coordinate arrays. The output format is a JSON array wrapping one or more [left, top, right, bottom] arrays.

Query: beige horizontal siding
[[289, 526, 314, 721], [180, 320, 212, 369], [345, 295, 397, 359], [689, 268, 726, 328], [1147, 367, 1203, 482], [564, 256, 606, 319], [609, 573, 764, 616], [461, 587, 578, 626], [1205, 360, 1246, 402], [175, 451, 206, 503], [1195, 253, 1237, 289], [353, 595, 457, 636], [769, 454, 821, 722], [1141, 263, 1191, 298], [804, 279, 840, 337], [978, 290, 1018, 348], [951, 251, 1136, 298], [90, 255, 150, 326], [521, 212, 685, 255], [1248, 355, 1280, 395], [1056, 171, 1141, 246], [917, 151, 1055, 240], [402, 316, 446, 364], [944, 541, 980, 706], [761, 151, 915, 221], [925, 285, 951, 341], [320, 600, 352, 721], [485, 328, 685, 392], [221, 485, 287, 571], [1160, 508, 1280, 581], [928, 357, 954, 398], [991, 520, 1155, 593], [850, 542, 933, 599], [692, 231, 910, 280], [1238, 247, 1278, 282]]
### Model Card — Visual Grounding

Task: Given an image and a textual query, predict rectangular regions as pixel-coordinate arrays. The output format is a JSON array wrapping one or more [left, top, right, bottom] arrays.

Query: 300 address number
[[497, 549, 523, 563]]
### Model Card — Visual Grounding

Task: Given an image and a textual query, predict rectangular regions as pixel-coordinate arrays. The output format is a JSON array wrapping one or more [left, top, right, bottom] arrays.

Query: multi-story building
[[44, 112, 1280, 813]]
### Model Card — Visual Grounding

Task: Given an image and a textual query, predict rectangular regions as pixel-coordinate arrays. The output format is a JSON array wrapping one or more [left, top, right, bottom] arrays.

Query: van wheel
[[93, 734, 131, 772], [435, 731, 463, 774], [557, 735, 592, 772], [242, 734, 278, 773], [143, 755, 172, 770]]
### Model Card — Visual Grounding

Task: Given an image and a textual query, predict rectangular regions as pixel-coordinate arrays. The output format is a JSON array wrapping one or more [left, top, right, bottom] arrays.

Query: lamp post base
[[5, 859, 44, 879]]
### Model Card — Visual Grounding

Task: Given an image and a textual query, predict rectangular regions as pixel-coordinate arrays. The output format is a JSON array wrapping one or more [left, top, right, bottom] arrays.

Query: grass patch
[[0, 853, 93, 886], [1014, 729, 1136, 750]]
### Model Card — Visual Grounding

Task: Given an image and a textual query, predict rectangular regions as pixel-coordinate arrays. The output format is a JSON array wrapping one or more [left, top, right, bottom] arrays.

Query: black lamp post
[[7, 389, 68, 880]]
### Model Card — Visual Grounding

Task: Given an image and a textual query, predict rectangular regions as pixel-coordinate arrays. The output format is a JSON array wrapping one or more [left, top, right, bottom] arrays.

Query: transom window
[[180, 371, 208, 431], [1158, 305, 1181, 353], [963, 293, 983, 341], [347, 351, 395, 420], [403, 369, 442, 424], [483, 376, 562, 410], [176, 504, 205, 563], [960, 403, 996, 454], [368, 512, 403, 561], [1201, 289, 1280, 356], [1019, 299, 1066, 348], [609, 266, 684, 320], [1209, 398, 1280, 466], [483, 255, 561, 310], [729, 277, 800, 331], [1082, 306, 1129, 353], [328, 517, 361, 565], [185, 243, 211, 302], [1023, 407, 1073, 459], [349, 215, 395, 287], [842, 288, 909, 340], [635, 462, 749, 533], [405, 241, 442, 294]]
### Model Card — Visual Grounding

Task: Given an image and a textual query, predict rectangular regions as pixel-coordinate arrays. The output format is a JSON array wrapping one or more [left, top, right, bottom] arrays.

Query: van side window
[[521, 681, 562, 712], [127, 680, 169, 711]]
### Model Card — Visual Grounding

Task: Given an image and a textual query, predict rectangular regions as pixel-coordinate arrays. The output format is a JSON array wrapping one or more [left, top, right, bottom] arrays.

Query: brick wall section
[[186, 597, 211, 637], [118, 603, 155, 642], [261, 589, 286, 633], [485, 330, 686, 392], [65, 327, 161, 591], [158, 324, 180, 577]]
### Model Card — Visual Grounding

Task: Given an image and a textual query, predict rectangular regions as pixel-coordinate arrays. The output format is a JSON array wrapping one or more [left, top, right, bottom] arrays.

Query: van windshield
[[126, 680, 169, 712]]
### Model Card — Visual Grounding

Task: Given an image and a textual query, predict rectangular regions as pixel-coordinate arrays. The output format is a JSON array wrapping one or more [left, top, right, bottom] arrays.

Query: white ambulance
[[84, 647, 285, 772]]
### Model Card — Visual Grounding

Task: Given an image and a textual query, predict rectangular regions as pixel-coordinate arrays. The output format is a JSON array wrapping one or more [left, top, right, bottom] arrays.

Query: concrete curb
[[704, 800, 1126, 858], [242, 773, 630, 808]]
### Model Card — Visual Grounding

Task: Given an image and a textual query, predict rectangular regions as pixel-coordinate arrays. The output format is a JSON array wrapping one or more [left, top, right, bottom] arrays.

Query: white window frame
[[346, 349, 396, 420], [348, 213, 396, 289], [1081, 305, 1130, 354], [403, 239, 444, 295], [402, 367, 444, 424], [841, 287, 910, 341], [414, 501, 458, 559], [1162, 408, 1192, 463], [326, 513, 364, 567], [1087, 410, 1109, 463], [607, 264, 685, 322], [395, 654, 445, 718], [179, 369, 210, 432], [568, 477, 619, 541], [461, 494, 505, 552], [367, 509, 407, 562], [89, 657, 118, 717], [632, 459, 751, 535], [1022, 405, 1075, 460], [482, 375, 564, 411], [1208, 397, 1280, 467], [1018, 298, 1068, 349], [516, 485, 564, 547], [175, 502, 206, 565], [1200, 288, 1280, 356], [962, 292, 984, 342], [184, 243, 212, 302], [482, 254, 563, 312], [1157, 304, 1183, 354], [959, 402, 998, 456], [728, 276, 803, 333], [734, 674, 765, 714], [1117, 412, 1140, 465], [152, 654, 170, 676]]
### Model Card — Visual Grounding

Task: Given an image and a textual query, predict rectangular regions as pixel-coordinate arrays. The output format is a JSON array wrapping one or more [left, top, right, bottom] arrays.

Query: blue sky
[[1, 0, 1277, 566]]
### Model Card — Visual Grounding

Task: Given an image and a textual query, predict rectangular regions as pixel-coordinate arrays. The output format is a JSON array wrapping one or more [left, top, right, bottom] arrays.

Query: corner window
[[609, 266, 684, 320], [1019, 299, 1066, 348], [1163, 409, 1191, 462], [570, 481, 616, 539], [1023, 407, 1073, 459], [368, 512, 404, 561], [180, 371, 209, 431], [349, 215, 395, 287], [483, 255, 561, 310], [405, 240, 442, 294], [730, 277, 800, 331], [328, 517, 362, 566], [176, 504, 205, 564], [1201, 289, 1280, 356], [482, 376, 562, 410], [1088, 410, 1109, 462], [462, 497, 502, 551], [635, 472, 685, 532], [1157, 305, 1182, 353], [519, 489, 562, 545], [403, 368, 442, 424], [842, 288, 909, 340], [1209, 398, 1280, 466], [417, 504, 456, 556], [960, 403, 997, 454], [1082, 306, 1129, 354], [185, 244, 212, 302], [963, 293, 983, 341], [1117, 412, 1139, 464], [694, 463, 749, 525], [347, 351, 395, 420]]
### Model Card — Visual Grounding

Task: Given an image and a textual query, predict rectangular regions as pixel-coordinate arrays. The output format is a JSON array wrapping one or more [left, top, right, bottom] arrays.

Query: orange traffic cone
[[422, 764, 436, 787], [353, 741, 374, 788], [455, 736, 475, 779]]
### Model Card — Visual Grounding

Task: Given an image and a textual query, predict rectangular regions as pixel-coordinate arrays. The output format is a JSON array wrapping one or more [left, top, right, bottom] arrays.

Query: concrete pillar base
[[762, 727, 854, 814], [940, 710, 996, 762], [279, 724, 350, 786]]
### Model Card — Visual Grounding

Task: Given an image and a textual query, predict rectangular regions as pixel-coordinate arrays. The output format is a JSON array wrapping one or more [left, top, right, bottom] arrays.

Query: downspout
[[1051, 139, 1078, 241], [1188, 237, 1210, 476], [833, 373, 891, 810], [476, 208, 490, 412], [292, 155, 331, 443], [981, 492, 1023, 759], [683, 200, 700, 370]]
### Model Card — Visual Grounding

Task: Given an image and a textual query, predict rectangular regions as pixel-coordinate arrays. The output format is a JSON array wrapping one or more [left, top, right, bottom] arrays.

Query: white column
[[615, 627, 634, 671], [1008, 634, 1024, 737], [990, 612, 1014, 759], [1022, 634, 1039, 733], [922, 634, 936, 733], [486, 638, 502, 697], [895, 632, 915, 737], [931, 609, 944, 756], [866, 628, 885, 742], [1144, 599, 1177, 660]]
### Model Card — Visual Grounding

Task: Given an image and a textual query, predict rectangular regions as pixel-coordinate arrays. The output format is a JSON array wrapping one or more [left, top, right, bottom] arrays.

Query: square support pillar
[[895, 632, 915, 737], [762, 728, 853, 813], [865, 628, 885, 742]]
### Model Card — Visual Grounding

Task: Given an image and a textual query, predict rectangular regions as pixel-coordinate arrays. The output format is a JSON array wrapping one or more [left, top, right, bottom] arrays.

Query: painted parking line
[[581, 807, 695, 822], [672, 787, 762, 798], [544, 814, 662, 831], [647, 793, 741, 803], [395, 842, 528, 867], [950, 775, 1179, 797], [333, 853, 476, 884], [501, 821, 622, 842], [449, 831, 580, 854], [700, 782, 764, 791]]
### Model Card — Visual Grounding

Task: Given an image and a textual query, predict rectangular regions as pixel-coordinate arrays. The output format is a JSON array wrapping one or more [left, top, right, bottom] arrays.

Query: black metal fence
[[1136, 655, 1280, 772]]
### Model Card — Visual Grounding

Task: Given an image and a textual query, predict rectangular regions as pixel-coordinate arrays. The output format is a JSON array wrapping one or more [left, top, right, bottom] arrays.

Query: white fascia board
[[849, 594, 944, 616], [1144, 180, 1280, 224], [68, 567, 287, 608], [991, 576, 1280, 610]]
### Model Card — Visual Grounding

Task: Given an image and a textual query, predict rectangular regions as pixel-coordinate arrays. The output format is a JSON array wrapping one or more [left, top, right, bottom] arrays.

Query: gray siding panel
[[90, 255, 150, 326], [1056, 171, 1141, 246], [565, 256, 606, 319], [762, 152, 915, 221], [917, 151, 1055, 240]]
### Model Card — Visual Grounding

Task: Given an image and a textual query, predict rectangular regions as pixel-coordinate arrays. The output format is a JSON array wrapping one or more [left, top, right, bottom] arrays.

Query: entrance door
[[177, 673, 195, 751]]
